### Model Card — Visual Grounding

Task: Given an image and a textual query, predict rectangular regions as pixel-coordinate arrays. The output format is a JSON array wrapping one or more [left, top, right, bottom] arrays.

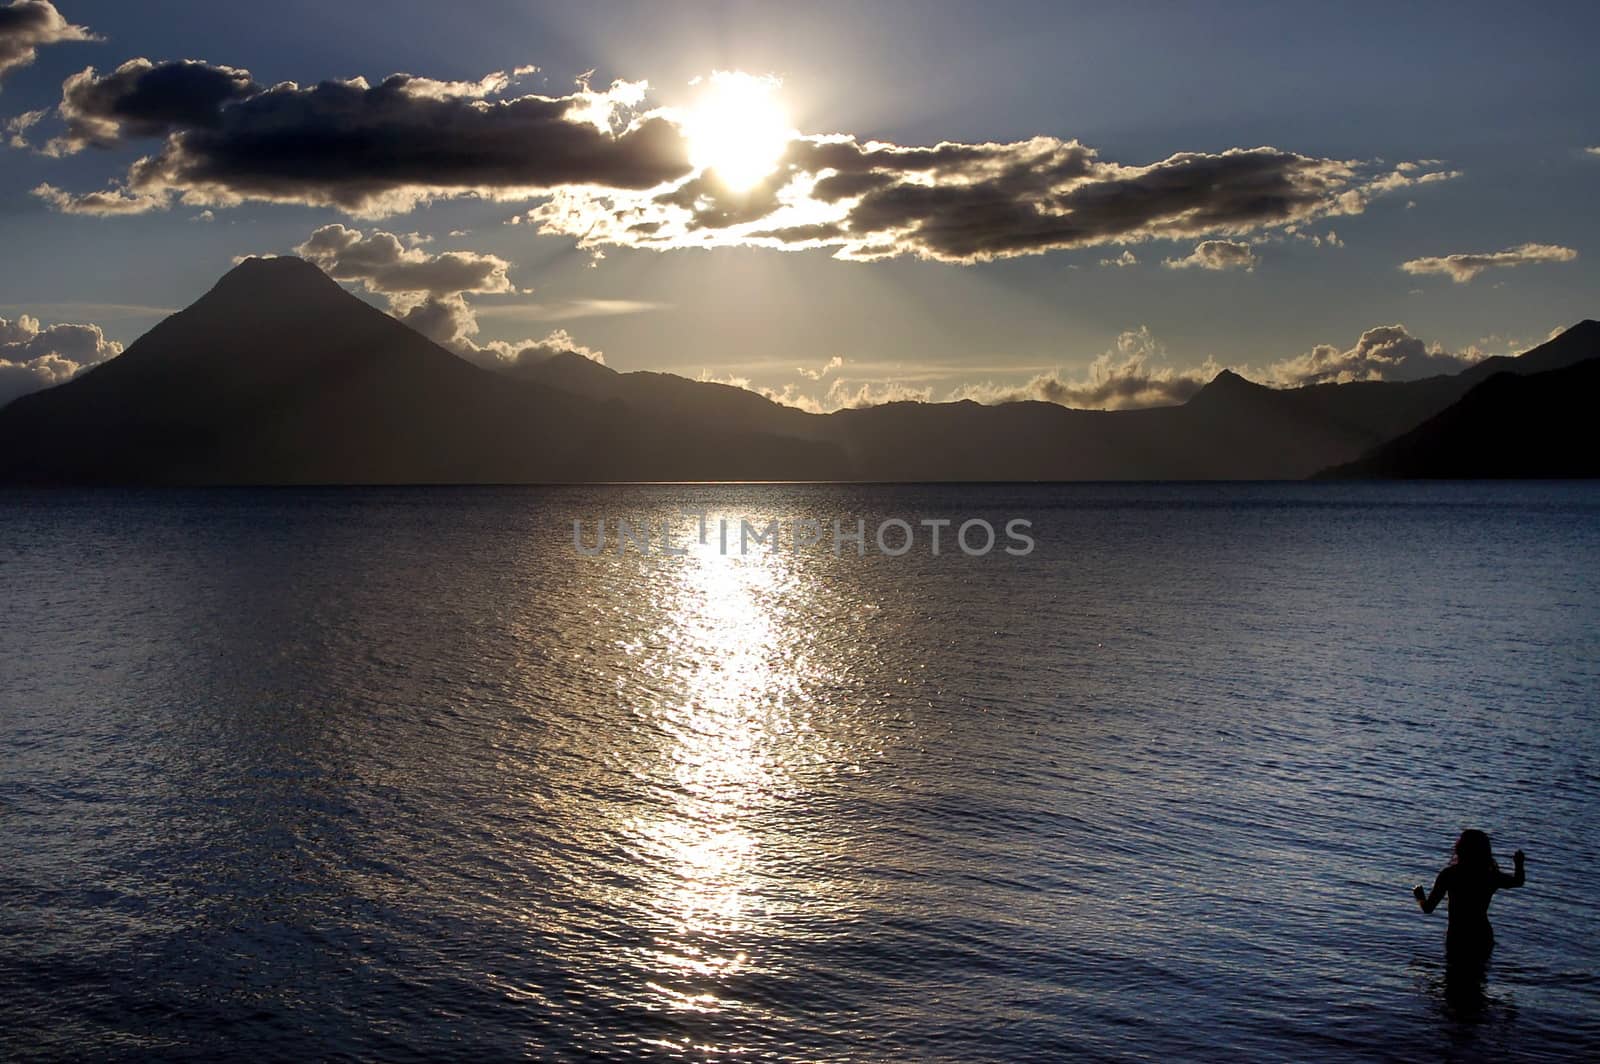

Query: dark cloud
[[37, 70, 693, 216], [1163, 239, 1257, 271], [47, 58, 257, 154], [0, 312, 121, 404], [654, 169, 788, 229], [535, 135, 1435, 264], [0, 1, 94, 84], [1400, 242, 1578, 284], [844, 146, 1348, 262], [30, 49, 1451, 268]]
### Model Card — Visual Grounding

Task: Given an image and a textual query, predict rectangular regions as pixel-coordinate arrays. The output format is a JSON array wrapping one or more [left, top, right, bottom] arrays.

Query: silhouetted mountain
[[519, 322, 1600, 480], [515, 351, 826, 441], [0, 257, 848, 483], [1317, 358, 1600, 478], [1, 258, 1592, 483], [1279, 319, 1600, 450], [1458, 319, 1600, 382]]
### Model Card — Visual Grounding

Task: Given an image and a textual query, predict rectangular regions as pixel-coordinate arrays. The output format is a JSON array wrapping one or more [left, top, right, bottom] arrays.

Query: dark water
[[2, 483, 1597, 1062]]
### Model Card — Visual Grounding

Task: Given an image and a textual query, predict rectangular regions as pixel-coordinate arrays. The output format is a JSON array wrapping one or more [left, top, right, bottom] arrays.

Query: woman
[[1413, 829, 1526, 964]]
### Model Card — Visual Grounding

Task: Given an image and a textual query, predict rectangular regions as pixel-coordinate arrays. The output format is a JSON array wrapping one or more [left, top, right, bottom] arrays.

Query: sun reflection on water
[[624, 524, 826, 1023]]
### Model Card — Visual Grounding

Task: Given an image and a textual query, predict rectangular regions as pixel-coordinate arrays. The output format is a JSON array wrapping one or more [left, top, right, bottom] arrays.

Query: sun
[[682, 71, 793, 192]]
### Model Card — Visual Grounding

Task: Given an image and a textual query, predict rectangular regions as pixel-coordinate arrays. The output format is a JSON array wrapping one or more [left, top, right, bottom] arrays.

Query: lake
[[2, 483, 1597, 1061]]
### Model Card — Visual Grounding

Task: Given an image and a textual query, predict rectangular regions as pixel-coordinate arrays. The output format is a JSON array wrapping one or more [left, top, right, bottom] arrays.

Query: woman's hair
[[1451, 828, 1500, 873]]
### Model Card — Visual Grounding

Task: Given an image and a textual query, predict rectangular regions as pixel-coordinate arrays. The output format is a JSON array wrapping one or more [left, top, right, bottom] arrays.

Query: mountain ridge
[[1317, 358, 1600, 478], [1, 257, 1593, 483]]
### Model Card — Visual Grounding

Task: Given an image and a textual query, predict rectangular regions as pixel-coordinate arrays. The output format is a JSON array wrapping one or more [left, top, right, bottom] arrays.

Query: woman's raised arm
[[1498, 849, 1527, 888], [1414, 869, 1448, 913]]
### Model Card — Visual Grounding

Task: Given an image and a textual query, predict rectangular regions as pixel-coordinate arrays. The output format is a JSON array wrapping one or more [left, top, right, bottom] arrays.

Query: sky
[[1, 0, 1596, 410]]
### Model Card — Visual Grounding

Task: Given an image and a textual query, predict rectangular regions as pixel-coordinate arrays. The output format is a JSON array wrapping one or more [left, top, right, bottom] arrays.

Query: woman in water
[[1413, 829, 1525, 964]]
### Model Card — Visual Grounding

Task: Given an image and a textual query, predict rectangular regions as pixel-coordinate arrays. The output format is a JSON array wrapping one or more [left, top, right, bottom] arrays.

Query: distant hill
[[0, 257, 848, 484], [0, 258, 1593, 483], [1317, 358, 1600, 478], [517, 329, 1600, 480]]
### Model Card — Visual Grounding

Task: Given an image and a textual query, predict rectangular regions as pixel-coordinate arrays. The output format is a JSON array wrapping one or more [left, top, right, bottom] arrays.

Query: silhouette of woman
[[1414, 829, 1525, 965]]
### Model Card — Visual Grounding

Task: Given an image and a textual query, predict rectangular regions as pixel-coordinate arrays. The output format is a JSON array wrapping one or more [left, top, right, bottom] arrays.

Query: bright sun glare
[[683, 71, 793, 191]]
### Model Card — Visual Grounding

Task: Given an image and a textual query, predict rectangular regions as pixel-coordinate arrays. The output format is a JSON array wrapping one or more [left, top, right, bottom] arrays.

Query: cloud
[[0, 1, 95, 85], [534, 134, 1451, 264], [823, 377, 932, 408], [44, 58, 257, 155], [1584, 146, 1600, 157], [1257, 323, 1483, 386], [1163, 239, 1256, 271], [26, 49, 1459, 273], [473, 298, 668, 322], [33, 52, 1454, 266], [393, 293, 606, 369], [0, 312, 122, 405], [481, 328, 605, 374], [295, 223, 516, 298], [31, 180, 164, 214], [1099, 249, 1138, 268], [4, 103, 42, 145], [741, 322, 1487, 413], [1400, 242, 1578, 283], [1363, 165, 1462, 194], [34, 66, 691, 216], [950, 327, 1216, 410], [289, 224, 605, 368], [798, 354, 843, 380]]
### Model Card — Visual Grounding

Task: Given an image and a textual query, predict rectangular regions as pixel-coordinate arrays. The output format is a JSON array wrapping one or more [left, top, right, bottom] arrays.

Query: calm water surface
[[2, 483, 1597, 1061]]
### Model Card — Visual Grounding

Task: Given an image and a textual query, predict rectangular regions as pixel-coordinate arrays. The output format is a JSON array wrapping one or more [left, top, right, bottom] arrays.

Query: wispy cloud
[[0, 300, 175, 319], [473, 298, 669, 322], [4, 104, 44, 146], [797, 354, 843, 380], [1400, 242, 1578, 283]]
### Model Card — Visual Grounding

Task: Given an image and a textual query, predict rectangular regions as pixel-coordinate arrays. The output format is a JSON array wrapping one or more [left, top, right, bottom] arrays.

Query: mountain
[[1457, 319, 1600, 383], [1, 259, 1593, 483], [1279, 319, 1600, 448], [514, 351, 827, 441], [0, 257, 848, 484], [518, 322, 1600, 480], [1316, 358, 1600, 478]]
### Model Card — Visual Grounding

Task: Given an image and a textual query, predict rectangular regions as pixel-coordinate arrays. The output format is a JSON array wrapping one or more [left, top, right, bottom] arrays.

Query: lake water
[[2, 483, 1597, 1062]]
